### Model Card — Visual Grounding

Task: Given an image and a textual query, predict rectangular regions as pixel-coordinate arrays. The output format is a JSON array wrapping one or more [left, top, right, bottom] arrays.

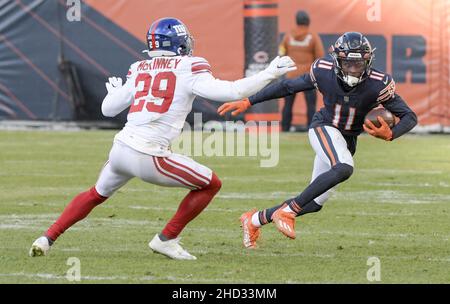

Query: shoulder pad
[[310, 58, 333, 89], [189, 56, 212, 75]]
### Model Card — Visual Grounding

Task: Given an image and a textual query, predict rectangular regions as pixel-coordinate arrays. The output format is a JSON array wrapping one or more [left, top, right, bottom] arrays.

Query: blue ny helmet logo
[[173, 24, 188, 36]]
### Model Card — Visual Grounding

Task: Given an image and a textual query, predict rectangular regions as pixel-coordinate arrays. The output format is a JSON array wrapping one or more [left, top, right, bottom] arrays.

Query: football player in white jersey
[[29, 17, 296, 260]]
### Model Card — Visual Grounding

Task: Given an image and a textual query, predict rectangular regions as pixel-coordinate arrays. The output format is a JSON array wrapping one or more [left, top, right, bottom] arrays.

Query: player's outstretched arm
[[193, 56, 296, 102], [217, 72, 315, 116], [217, 98, 251, 116], [101, 77, 133, 117]]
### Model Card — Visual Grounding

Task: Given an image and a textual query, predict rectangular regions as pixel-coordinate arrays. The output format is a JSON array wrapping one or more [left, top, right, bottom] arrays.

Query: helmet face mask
[[336, 57, 369, 87], [331, 32, 374, 87], [145, 18, 194, 58], [339, 59, 366, 77]]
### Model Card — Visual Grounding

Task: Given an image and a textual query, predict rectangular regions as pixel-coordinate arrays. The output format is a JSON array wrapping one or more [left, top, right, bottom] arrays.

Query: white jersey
[[101, 54, 288, 157], [116, 56, 212, 156]]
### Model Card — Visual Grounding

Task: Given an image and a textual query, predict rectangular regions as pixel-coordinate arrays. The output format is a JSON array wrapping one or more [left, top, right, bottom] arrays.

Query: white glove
[[105, 77, 123, 94], [263, 56, 297, 79]]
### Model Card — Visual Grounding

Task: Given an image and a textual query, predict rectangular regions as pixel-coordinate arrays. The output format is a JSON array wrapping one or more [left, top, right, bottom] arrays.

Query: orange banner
[[85, 0, 450, 128], [279, 0, 450, 128]]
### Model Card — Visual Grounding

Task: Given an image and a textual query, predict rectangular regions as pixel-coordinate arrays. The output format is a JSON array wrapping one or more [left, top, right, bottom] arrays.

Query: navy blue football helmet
[[145, 17, 194, 57], [330, 32, 375, 87]]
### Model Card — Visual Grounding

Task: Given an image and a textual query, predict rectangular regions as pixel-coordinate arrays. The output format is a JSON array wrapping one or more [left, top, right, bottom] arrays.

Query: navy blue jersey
[[248, 56, 417, 140], [309, 57, 397, 136]]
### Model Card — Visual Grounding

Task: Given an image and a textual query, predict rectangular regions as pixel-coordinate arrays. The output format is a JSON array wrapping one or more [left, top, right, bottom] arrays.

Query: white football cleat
[[29, 236, 51, 257], [149, 234, 197, 260]]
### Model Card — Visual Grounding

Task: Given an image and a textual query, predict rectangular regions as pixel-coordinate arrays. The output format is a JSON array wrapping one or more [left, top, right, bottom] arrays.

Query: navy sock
[[289, 163, 353, 211], [296, 201, 322, 216], [257, 198, 323, 224], [257, 202, 285, 225]]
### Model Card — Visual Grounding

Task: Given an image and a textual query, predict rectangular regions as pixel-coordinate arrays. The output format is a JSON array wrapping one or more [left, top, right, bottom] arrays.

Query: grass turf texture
[[0, 130, 449, 283]]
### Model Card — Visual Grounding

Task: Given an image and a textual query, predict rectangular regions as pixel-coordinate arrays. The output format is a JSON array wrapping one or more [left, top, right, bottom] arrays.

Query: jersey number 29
[[129, 72, 176, 114]]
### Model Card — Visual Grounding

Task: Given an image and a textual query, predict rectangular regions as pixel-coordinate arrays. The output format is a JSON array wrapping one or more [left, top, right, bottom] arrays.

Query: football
[[364, 107, 395, 128]]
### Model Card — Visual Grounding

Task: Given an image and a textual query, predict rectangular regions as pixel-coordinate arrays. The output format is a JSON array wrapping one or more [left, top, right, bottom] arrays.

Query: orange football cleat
[[240, 210, 261, 249], [272, 208, 296, 239]]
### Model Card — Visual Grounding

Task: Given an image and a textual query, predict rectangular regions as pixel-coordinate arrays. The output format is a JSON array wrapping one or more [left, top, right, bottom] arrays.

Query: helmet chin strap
[[342, 75, 361, 87]]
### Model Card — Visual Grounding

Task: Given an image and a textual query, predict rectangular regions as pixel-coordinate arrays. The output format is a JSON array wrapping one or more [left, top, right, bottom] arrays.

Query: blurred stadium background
[[0, 0, 448, 130]]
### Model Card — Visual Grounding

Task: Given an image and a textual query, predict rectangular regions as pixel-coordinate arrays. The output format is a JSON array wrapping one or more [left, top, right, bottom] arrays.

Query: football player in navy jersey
[[218, 32, 417, 248]]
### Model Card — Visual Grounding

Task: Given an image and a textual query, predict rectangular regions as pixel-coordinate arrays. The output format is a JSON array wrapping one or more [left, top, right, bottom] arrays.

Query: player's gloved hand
[[263, 56, 297, 79], [217, 98, 251, 116], [105, 77, 123, 94], [363, 116, 393, 141]]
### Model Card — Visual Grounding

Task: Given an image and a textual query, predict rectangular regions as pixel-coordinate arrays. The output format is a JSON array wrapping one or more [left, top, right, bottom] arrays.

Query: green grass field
[[0, 130, 449, 283]]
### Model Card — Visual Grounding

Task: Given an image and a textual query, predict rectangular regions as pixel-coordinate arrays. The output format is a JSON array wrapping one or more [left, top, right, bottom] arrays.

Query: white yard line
[[3, 160, 92, 165], [359, 181, 450, 188], [359, 169, 444, 175], [0, 272, 252, 283]]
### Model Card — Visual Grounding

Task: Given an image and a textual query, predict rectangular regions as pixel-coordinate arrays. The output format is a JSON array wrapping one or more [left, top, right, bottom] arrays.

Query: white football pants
[[308, 125, 354, 205], [95, 141, 213, 197]]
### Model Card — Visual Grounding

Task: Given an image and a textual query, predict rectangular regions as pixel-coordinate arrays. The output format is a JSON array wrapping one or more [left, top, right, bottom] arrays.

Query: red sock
[[161, 173, 222, 239], [46, 186, 107, 241]]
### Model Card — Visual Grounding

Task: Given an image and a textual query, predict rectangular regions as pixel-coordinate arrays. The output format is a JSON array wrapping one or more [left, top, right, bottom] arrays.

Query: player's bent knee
[[332, 163, 354, 182], [93, 185, 111, 200], [206, 172, 222, 192]]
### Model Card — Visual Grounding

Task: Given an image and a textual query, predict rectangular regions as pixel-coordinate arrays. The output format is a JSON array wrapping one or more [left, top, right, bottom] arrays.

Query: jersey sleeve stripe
[[318, 64, 333, 70], [191, 61, 210, 67], [377, 92, 389, 101], [377, 91, 393, 102], [192, 64, 211, 70], [371, 71, 385, 77], [192, 65, 212, 74], [370, 75, 383, 81], [319, 60, 333, 66]]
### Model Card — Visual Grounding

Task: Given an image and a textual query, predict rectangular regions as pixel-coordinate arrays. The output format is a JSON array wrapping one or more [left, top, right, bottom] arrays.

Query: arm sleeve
[[101, 79, 134, 117], [192, 69, 280, 102], [383, 94, 418, 140], [248, 73, 315, 105]]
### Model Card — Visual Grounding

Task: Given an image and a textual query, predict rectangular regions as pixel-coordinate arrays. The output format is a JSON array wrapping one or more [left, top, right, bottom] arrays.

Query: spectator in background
[[279, 10, 324, 131]]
